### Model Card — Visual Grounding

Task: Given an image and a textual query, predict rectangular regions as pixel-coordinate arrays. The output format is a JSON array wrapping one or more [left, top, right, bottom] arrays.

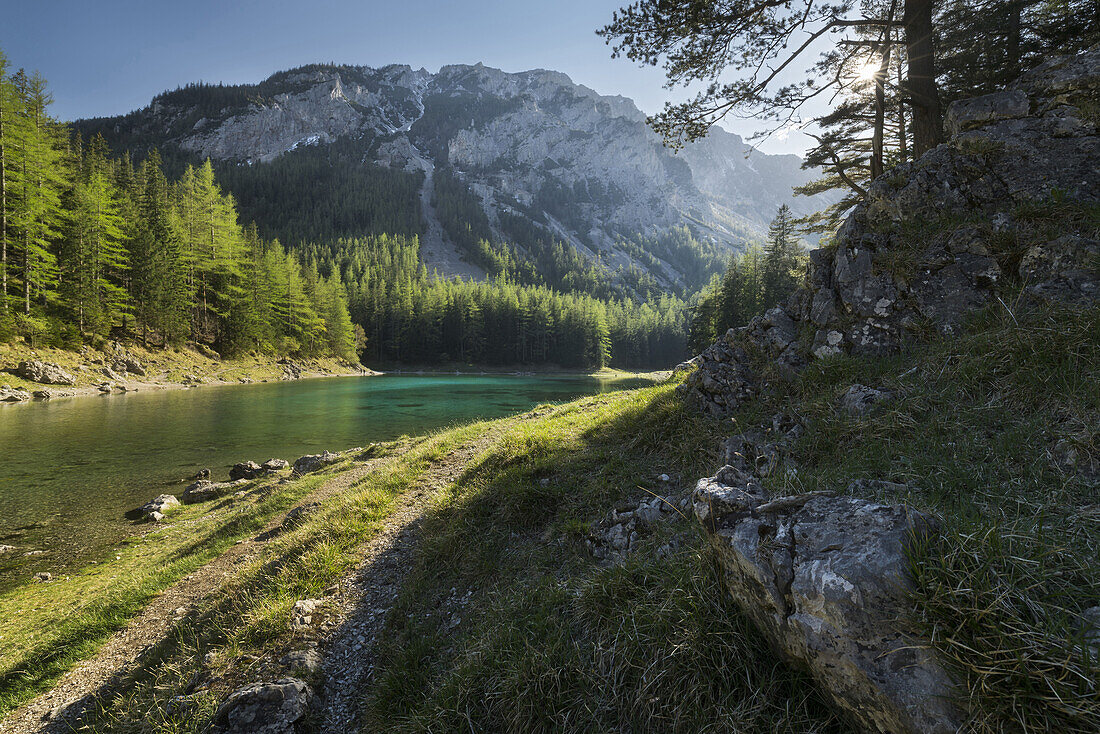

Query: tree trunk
[[897, 42, 908, 163], [1006, 0, 1023, 81], [903, 0, 943, 156], [871, 42, 892, 179], [0, 87, 6, 315]]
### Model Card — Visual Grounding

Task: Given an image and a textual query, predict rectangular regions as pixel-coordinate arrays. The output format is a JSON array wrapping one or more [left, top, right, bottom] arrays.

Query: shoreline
[[0, 342, 378, 406]]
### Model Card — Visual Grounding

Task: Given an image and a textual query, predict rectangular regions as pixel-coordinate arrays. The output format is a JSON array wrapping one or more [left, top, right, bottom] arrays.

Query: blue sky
[[1, 0, 811, 155]]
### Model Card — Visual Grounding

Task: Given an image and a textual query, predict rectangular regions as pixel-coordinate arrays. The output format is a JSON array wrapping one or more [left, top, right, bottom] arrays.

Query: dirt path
[[314, 428, 500, 733], [0, 456, 389, 734], [0, 429, 499, 733]]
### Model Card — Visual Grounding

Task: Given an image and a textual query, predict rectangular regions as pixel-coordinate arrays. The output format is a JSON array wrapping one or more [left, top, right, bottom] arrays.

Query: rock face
[[694, 467, 961, 733], [212, 678, 313, 734], [14, 361, 77, 386], [682, 46, 1100, 416]]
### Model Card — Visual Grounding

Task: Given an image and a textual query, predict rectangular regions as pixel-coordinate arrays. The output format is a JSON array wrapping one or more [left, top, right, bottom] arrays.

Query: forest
[[0, 48, 731, 369], [0, 52, 358, 360]]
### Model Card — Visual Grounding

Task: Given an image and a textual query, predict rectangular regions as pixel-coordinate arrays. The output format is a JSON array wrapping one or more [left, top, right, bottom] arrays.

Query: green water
[[0, 373, 650, 589]]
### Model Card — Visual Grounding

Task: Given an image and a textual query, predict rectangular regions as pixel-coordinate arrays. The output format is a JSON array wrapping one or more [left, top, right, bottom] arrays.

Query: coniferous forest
[[0, 47, 807, 369]]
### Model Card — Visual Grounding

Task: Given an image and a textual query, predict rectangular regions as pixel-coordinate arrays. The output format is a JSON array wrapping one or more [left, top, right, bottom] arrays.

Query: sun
[[856, 59, 881, 81]]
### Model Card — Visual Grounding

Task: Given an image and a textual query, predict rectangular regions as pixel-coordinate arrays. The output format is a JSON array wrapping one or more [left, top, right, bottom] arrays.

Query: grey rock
[[139, 494, 180, 519], [0, 544, 16, 555], [282, 502, 322, 530], [839, 385, 891, 417], [0, 386, 30, 402], [14, 360, 76, 386], [280, 649, 322, 675], [33, 572, 52, 582], [945, 90, 1029, 136], [191, 468, 211, 480], [182, 478, 249, 504], [292, 451, 339, 475], [165, 694, 196, 719], [680, 46, 1100, 416], [213, 678, 312, 734], [261, 458, 290, 472], [230, 461, 264, 480], [694, 469, 961, 733]]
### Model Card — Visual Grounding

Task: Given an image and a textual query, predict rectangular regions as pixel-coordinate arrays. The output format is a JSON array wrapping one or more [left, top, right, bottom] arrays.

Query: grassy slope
[[2, 300, 1096, 732]]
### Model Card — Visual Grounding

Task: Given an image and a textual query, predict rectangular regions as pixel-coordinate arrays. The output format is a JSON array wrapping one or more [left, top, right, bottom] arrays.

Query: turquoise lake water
[[0, 373, 651, 589]]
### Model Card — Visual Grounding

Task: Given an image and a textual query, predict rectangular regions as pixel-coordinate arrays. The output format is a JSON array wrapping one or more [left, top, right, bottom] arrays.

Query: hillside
[[75, 62, 832, 292]]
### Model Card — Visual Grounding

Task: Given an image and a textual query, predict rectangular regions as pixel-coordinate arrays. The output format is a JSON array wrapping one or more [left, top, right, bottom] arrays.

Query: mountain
[[76, 62, 831, 290]]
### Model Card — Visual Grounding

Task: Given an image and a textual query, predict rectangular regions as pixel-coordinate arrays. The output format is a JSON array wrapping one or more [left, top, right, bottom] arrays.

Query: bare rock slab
[[213, 678, 312, 734], [694, 469, 963, 733]]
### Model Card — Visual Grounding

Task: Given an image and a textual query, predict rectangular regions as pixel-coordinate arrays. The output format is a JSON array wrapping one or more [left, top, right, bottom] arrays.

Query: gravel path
[[0, 430, 497, 733], [315, 429, 499, 733], [0, 456, 387, 734]]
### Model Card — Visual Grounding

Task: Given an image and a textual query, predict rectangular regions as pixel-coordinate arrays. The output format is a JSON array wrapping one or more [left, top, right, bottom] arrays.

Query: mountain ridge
[[76, 61, 832, 289]]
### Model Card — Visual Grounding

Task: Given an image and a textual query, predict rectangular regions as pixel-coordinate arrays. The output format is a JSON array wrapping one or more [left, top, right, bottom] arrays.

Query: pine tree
[[60, 135, 129, 333], [10, 70, 69, 316]]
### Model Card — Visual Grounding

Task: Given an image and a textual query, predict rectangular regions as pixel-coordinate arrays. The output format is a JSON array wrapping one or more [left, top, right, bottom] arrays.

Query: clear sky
[[1, 0, 812, 155]]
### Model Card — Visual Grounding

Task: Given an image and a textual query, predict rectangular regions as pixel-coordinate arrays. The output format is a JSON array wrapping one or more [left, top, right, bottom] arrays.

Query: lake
[[0, 373, 652, 590]]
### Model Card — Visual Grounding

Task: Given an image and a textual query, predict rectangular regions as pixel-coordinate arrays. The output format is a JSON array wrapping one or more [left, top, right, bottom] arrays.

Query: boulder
[[292, 451, 339, 475], [280, 649, 322, 675], [182, 478, 249, 504], [281, 502, 321, 530], [230, 461, 264, 481], [33, 572, 52, 583], [14, 360, 76, 386], [0, 544, 16, 555], [694, 469, 961, 733], [277, 358, 304, 380], [32, 389, 52, 399], [111, 354, 147, 376], [212, 678, 312, 734], [139, 494, 180, 519], [0, 386, 30, 402], [261, 458, 290, 472], [191, 468, 211, 480]]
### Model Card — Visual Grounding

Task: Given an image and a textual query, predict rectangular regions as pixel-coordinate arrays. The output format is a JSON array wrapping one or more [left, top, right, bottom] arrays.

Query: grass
[[3, 297, 1096, 732], [0, 466, 338, 717], [739, 299, 1100, 732], [360, 386, 843, 733], [0, 340, 359, 393]]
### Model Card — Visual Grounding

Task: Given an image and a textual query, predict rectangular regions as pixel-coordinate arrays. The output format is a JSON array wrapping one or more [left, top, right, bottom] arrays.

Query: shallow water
[[0, 373, 650, 589]]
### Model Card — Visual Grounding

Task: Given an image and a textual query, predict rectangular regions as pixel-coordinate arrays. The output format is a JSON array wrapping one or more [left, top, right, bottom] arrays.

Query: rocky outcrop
[[694, 466, 961, 733], [14, 360, 77, 386], [683, 46, 1100, 416], [212, 678, 313, 734], [278, 359, 303, 380]]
